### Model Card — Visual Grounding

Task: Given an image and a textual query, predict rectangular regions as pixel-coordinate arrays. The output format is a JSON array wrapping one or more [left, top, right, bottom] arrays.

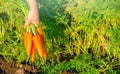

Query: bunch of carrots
[[24, 24, 47, 62]]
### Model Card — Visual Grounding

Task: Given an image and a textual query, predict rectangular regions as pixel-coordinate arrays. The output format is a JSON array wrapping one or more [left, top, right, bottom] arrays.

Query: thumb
[[24, 16, 28, 22], [24, 19, 31, 28]]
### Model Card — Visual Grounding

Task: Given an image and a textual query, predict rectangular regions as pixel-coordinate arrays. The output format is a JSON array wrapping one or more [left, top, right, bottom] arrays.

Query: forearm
[[24, 0, 39, 28], [26, 0, 38, 10]]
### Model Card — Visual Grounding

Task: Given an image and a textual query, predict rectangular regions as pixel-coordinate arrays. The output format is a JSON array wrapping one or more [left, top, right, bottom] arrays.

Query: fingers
[[24, 16, 39, 28], [33, 21, 39, 27], [24, 19, 31, 28], [24, 20, 39, 28]]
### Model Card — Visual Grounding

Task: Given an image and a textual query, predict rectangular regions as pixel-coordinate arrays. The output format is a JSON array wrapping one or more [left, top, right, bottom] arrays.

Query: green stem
[[26, 25, 31, 33], [30, 24, 37, 35]]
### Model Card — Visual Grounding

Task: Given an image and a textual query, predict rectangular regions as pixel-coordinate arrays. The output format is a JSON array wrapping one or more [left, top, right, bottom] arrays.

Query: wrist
[[27, 0, 38, 10]]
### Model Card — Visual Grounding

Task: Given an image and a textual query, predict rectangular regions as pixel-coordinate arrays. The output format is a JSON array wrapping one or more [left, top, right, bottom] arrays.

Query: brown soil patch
[[0, 55, 39, 74]]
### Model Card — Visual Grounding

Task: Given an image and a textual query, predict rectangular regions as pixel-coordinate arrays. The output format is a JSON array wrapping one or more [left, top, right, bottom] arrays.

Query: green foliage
[[0, 0, 25, 63], [0, 0, 120, 73]]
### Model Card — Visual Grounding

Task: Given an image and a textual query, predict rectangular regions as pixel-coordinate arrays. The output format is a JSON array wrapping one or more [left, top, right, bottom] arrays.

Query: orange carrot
[[36, 27, 46, 44], [33, 34, 46, 58], [24, 32, 28, 50], [26, 32, 33, 57], [42, 44, 47, 59], [31, 44, 36, 62]]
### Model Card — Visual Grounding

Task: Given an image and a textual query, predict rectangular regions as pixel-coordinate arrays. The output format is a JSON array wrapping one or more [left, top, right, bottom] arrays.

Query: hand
[[24, 9, 39, 28]]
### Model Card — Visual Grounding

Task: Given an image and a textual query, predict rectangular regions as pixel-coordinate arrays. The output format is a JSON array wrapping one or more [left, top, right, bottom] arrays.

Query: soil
[[0, 55, 39, 74]]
